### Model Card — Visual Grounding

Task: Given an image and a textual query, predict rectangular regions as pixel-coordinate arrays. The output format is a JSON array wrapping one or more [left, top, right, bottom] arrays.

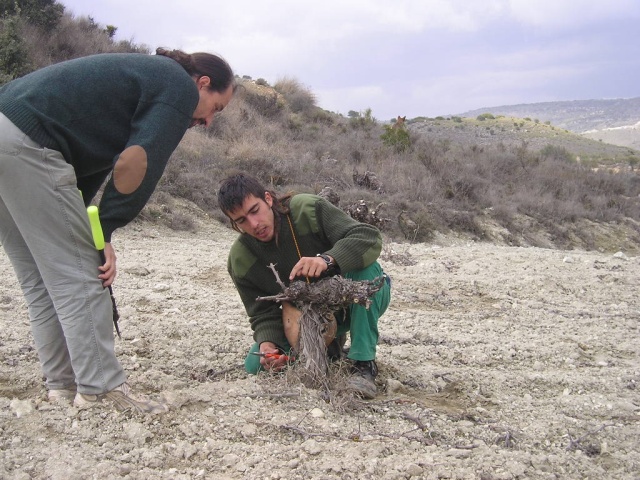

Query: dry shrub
[[161, 109, 640, 249], [238, 80, 286, 119], [273, 76, 317, 115], [168, 212, 196, 232], [21, 14, 148, 71]]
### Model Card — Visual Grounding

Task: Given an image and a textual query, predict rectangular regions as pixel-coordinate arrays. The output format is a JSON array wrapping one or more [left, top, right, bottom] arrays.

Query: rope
[[287, 214, 310, 284]]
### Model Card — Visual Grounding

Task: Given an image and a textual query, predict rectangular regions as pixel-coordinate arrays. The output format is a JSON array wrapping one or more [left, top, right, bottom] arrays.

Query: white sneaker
[[48, 386, 77, 403], [74, 382, 168, 414]]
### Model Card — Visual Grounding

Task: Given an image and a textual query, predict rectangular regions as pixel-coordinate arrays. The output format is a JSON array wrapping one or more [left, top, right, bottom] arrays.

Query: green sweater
[[0, 53, 199, 240], [227, 193, 383, 348]]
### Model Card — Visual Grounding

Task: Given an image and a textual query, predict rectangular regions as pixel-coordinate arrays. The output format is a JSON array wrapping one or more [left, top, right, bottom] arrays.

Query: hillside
[[139, 77, 640, 254], [458, 98, 640, 150], [582, 121, 640, 151], [406, 115, 637, 163]]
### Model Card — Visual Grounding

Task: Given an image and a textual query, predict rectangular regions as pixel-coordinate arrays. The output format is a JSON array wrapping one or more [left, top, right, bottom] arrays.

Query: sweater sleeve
[[98, 98, 195, 241], [305, 196, 383, 273]]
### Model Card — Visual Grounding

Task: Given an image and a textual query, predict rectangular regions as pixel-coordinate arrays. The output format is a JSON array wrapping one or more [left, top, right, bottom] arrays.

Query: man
[[0, 49, 235, 413], [217, 173, 391, 398]]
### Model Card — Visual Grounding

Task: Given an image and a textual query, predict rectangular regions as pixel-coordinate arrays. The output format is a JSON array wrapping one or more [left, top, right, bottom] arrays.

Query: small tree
[[0, 0, 64, 31], [380, 124, 411, 152], [0, 15, 30, 82]]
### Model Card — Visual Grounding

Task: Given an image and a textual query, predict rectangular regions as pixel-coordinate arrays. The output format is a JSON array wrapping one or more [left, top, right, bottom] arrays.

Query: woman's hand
[[98, 242, 117, 287]]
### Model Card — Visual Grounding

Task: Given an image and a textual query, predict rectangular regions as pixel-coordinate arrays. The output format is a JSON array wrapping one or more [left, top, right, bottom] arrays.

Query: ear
[[264, 191, 273, 207], [196, 76, 211, 89]]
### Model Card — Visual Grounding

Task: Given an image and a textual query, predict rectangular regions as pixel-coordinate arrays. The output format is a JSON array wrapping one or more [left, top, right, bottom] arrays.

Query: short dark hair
[[218, 173, 292, 233], [217, 173, 269, 214]]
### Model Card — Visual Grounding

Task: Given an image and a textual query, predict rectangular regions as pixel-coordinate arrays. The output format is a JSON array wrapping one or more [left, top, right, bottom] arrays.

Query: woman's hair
[[156, 47, 235, 93], [217, 173, 291, 232]]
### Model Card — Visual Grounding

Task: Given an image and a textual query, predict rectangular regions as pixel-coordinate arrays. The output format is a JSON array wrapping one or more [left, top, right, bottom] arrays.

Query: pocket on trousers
[[42, 147, 77, 189]]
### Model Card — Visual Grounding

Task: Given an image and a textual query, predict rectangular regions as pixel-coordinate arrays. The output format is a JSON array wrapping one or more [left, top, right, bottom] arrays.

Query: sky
[[59, 0, 640, 122]]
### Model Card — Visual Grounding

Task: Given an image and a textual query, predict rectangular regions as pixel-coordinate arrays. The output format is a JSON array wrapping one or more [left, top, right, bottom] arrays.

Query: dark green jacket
[[228, 193, 383, 347], [0, 53, 198, 240]]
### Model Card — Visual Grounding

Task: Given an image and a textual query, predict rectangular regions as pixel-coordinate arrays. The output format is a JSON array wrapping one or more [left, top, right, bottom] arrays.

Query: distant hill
[[457, 97, 640, 150], [407, 114, 638, 164], [581, 121, 640, 151], [458, 97, 640, 133]]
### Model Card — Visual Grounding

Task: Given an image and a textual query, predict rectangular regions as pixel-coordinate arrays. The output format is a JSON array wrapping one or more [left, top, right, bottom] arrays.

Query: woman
[[0, 48, 235, 413]]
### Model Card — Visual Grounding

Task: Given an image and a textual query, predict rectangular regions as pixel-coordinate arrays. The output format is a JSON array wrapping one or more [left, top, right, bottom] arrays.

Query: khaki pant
[[0, 113, 125, 394]]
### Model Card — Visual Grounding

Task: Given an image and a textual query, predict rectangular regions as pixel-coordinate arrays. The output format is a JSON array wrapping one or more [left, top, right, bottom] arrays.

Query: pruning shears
[[251, 352, 295, 362]]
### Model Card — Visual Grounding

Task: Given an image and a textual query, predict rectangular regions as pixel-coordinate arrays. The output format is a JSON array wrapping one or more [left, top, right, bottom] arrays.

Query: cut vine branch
[[257, 265, 386, 382], [258, 264, 385, 310]]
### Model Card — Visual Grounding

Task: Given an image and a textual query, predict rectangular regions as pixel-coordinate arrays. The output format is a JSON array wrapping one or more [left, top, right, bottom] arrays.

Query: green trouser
[[245, 261, 391, 374]]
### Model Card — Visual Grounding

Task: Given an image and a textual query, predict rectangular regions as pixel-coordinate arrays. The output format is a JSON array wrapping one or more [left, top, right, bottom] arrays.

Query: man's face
[[227, 192, 275, 242]]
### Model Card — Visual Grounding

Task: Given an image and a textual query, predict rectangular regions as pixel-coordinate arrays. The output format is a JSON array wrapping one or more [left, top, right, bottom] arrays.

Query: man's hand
[[258, 342, 289, 371], [98, 242, 117, 287], [289, 255, 333, 281]]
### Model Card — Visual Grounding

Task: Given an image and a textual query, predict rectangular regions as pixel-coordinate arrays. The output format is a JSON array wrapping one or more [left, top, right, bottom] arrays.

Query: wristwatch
[[316, 253, 338, 275]]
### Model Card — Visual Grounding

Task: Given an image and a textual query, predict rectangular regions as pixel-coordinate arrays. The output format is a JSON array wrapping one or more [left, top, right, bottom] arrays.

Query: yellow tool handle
[[87, 206, 105, 251]]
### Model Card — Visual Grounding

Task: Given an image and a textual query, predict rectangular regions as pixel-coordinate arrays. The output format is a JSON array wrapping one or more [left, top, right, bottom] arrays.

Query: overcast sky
[[60, 0, 639, 121]]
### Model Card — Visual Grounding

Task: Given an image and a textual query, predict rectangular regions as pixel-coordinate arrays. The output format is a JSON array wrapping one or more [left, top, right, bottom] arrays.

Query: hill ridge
[[458, 96, 640, 133]]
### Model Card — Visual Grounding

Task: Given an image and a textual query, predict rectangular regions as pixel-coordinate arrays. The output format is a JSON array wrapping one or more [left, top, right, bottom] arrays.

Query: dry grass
[[158, 79, 640, 252]]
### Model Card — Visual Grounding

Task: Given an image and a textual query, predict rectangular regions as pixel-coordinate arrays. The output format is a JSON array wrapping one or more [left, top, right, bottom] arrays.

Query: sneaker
[[74, 382, 168, 414], [347, 360, 378, 399], [48, 386, 77, 403]]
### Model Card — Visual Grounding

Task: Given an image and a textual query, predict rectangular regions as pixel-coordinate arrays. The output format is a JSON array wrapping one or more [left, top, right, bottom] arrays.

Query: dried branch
[[257, 274, 386, 384], [257, 275, 386, 309], [242, 392, 301, 399], [267, 263, 287, 290], [566, 423, 615, 453], [402, 412, 429, 431]]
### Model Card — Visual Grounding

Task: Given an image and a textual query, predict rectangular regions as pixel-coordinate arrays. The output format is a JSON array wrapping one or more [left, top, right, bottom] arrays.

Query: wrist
[[316, 253, 339, 275]]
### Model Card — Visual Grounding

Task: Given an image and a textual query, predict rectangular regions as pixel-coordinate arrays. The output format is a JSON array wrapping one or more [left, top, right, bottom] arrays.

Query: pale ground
[[0, 209, 639, 480]]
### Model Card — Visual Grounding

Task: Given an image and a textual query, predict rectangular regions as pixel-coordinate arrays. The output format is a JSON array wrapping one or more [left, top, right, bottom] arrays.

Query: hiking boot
[[48, 386, 77, 403], [74, 382, 168, 414], [347, 360, 378, 399]]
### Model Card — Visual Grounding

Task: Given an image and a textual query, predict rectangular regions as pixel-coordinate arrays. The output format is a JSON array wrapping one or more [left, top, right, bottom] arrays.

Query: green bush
[[0, 15, 31, 81], [380, 125, 411, 152]]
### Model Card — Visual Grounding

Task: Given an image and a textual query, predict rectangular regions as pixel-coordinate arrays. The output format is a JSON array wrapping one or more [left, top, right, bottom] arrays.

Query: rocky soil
[[1, 213, 638, 480]]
